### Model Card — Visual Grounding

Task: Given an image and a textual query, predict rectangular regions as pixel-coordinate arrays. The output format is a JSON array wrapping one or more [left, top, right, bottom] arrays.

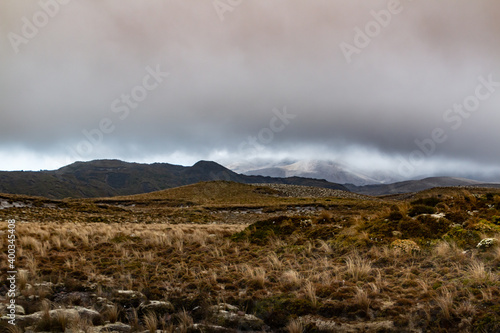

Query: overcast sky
[[1, 0, 499, 179]]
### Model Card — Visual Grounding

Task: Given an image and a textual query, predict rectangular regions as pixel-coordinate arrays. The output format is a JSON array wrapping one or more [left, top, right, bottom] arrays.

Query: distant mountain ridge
[[345, 177, 500, 196], [231, 159, 402, 186], [228, 159, 500, 196], [0, 159, 349, 199]]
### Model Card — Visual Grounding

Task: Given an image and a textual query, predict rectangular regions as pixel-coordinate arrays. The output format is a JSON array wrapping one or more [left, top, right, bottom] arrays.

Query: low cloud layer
[[1, 0, 499, 179]]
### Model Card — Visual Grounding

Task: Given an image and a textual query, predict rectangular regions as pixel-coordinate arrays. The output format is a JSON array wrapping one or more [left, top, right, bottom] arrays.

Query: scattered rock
[[138, 300, 174, 317], [209, 303, 239, 312], [53, 291, 97, 307], [300, 315, 395, 332], [430, 213, 446, 219], [113, 290, 147, 308], [95, 296, 116, 312], [210, 303, 265, 331], [2, 308, 79, 326], [1, 306, 101, 327], [192, 323, 235, 332], [0, 303, 25, 315], [392, 231, 402, 238], [116, 290, 145, 298], [476, 238, 498, 251], [252, 184, 371, 200], [73, 306, 101, 322], [94, 322, 132, 332]]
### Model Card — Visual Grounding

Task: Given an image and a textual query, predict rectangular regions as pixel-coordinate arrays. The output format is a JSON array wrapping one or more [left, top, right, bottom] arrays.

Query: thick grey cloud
[[1, 0, 499, 178]]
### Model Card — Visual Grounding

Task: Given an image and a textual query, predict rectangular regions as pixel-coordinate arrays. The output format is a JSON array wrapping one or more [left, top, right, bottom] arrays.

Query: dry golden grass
[[433, 240, 465, 262], [286, 318, 304, 333], [267, 252, 283, 270], [456, 299, 477, 317], [353, 287, 371, 312], [316, 239, 333, 254], [281, 269, 302, 290], [143, 311, 158, 333], [303, 281, 318, 307], [20, 236, 42, 252], [176, 309, 193, 333], [5, 325, 23, 333], [2, 186, 500, 332], [435, 287, 455, 321], [25, 252, 38, 276], [467, 259, 493, 283], [344, 253, 372, 281], [103, 304, 120, 323], [241, 264, 267, 288]]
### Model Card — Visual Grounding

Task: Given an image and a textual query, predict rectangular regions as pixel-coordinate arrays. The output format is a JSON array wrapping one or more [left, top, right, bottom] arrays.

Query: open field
[[1, 182, 500, 332]]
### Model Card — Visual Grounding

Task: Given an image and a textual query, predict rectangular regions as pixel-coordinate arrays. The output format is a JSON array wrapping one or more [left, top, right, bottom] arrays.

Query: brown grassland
[[1, 181, 500, 332]]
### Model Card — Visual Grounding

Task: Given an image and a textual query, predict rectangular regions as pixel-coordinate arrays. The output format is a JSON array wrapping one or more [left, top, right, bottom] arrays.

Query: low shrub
[[408, 205, 436, 217], [411, 197, 441, 207]]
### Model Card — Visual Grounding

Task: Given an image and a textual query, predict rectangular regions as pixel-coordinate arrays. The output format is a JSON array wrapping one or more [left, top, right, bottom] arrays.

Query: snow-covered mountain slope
[[227, 159, 402, 186]]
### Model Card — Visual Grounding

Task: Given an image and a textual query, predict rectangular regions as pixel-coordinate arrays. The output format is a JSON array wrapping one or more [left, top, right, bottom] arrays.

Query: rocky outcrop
[[209, 303, 266, 331]]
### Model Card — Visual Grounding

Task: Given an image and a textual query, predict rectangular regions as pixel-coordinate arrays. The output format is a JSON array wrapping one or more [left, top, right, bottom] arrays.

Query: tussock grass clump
[[143, 311, 158, 333], [241, 265, 267, 289], [344, 253, 372, 281], [176, 309, 193, 333], [353, 287, 371, 312], [433, 240, 462, 258], [434, 287, 455, 321], [314, 210, 335, 224], [267, 252, 283, 270], [286, 318, 305, 333], [4, 186, 500, 332], [102, 305, 120, 323], [466, 260, 493, 284], [303, 281, 318, 307], [281, 269, 302, 290]]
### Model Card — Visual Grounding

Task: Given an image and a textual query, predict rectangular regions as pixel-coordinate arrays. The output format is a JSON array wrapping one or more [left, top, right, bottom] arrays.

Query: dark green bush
[[398, 217, 432, 238], [388, 211, 404, 221], [411, 197, 441, 207], [445, 211, 469, 224], [408, 205, 436, 217]]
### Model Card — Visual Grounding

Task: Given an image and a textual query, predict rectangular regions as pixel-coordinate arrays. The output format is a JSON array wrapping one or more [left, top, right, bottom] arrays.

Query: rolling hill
[[345, 176, 500, 196], [0, 159, 349, 199]]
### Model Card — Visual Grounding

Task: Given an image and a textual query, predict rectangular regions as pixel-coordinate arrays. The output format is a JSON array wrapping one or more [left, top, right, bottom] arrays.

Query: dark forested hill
[[0, 159, 349, 199]]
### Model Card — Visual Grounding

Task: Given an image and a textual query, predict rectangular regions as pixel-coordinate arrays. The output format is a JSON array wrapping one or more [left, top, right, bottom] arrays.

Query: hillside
[[346, 176, 500, 196], [232, 159, 403, 186], [2, 184, 500, 332], [0, 160, 348, 199]]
